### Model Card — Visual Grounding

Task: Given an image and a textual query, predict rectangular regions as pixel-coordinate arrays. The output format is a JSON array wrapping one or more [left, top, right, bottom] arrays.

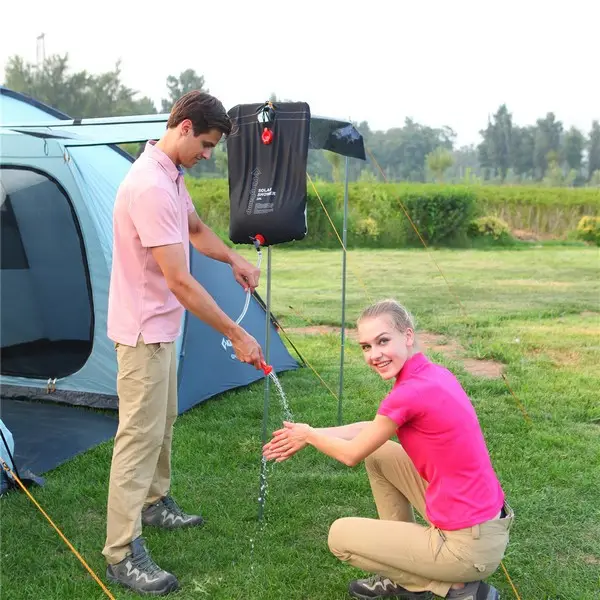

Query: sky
[[1, 0, 598, 147]]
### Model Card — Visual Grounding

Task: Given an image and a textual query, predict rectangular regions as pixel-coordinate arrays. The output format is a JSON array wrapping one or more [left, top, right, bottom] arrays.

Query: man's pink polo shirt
[[107, 141, 195, 347]]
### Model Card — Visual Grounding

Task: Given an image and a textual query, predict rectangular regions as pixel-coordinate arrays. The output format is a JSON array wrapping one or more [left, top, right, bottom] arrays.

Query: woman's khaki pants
[[327, 441, 513, 597]]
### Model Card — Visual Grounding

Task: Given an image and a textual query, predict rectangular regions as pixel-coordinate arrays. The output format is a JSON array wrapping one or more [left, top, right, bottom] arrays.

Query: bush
[[399, 187, 477, 246], [347, 182, 408, 247], [576, 216, 600, 245], [185, 177, 600, 249], [354, 217, 380, 241], [468, 215, 512, 240], [304, 182, 343, 248], [474, 185, 600, 235]]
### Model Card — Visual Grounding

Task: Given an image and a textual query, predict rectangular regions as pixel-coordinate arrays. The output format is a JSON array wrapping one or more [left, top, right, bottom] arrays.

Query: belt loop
[[472, 524, 480, 540]]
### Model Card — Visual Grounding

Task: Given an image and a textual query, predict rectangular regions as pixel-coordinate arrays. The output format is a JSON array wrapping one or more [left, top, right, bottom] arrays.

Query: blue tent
[[0, 87, 299, 416]]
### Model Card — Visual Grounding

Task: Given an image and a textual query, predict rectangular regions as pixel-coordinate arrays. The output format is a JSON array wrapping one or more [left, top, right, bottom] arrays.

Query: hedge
[[185, 178, 600, 248]]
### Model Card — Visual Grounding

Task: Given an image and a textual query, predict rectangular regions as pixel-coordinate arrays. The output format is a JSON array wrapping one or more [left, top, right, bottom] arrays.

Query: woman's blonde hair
[[357, 299, 416, 333]]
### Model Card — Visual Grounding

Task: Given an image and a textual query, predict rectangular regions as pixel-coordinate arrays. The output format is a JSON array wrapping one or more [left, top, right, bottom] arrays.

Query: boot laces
[[131, 547, 162, 576], [162, 495, 186, 517]]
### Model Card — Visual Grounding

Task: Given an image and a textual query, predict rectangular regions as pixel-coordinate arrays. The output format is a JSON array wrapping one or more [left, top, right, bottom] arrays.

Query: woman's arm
[[264, 416, 397, 467], [317, 421, 372, 440], [262, 421, 371, 462]]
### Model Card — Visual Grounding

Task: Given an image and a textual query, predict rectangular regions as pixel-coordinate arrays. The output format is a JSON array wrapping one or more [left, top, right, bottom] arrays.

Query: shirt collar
[[144, 140, 183, 182], [395, 352, 429, 384]]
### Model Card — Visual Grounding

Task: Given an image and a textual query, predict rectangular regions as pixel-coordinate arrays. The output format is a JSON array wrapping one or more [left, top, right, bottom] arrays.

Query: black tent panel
[[309, 116, 366, 160]]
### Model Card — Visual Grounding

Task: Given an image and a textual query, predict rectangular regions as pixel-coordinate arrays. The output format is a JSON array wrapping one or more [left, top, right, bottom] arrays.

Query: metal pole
[[258, 245, 272, 521], [338, 156, 349, 425]]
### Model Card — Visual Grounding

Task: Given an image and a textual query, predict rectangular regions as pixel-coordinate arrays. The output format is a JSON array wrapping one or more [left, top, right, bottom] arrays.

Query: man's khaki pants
[[102, 336, 178, 565], [328, 441, 514, 597]]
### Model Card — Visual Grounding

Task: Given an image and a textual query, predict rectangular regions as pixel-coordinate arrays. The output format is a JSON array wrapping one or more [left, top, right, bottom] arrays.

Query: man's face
[[177, 120, 223, 168]]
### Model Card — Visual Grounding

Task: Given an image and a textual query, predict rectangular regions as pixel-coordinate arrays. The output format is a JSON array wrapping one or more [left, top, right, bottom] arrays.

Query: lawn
[[1, 246, 599, 600]]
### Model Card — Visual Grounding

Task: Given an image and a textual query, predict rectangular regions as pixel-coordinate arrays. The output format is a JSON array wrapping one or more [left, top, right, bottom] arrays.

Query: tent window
[[1, 197, 29, 269], [0, 167, 94, 379]]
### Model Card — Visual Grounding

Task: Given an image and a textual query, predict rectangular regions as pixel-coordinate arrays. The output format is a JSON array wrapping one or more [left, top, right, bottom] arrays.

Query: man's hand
[[230, 327, 264, 370], [230, 254, 260, 293]]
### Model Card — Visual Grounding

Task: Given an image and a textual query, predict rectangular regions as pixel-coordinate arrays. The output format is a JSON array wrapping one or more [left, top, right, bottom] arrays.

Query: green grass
[[2, 246, 600, 600]]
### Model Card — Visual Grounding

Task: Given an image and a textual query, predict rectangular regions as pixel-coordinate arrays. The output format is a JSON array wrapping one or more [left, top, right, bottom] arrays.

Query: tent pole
[[338, 156, 349, 426], [258, 244, 272, 522]]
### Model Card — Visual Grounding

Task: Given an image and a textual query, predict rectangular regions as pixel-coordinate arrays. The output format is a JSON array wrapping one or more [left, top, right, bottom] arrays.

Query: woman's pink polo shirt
[[377, 352, 505, 530]]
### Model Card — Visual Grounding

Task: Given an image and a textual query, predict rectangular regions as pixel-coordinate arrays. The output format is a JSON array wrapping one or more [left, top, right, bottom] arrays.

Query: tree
[[511, 126, 536, 179], [426, 147, 454, 181], [367, 118, 455, 182], [325, 151, 343, 182], [588, 120, 600, 181], [477, 104, 513, 180], [214, 145, 228, 176], [562, 126, 585, 171], [160, 69, 208, 112], [3, 53, 156, 118], [533, 112, 563, 178]]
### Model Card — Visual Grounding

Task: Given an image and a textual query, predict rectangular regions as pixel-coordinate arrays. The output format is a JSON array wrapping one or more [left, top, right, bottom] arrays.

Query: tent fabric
[[1, 166, 94, 379], [0, 418, 15, 473], [178, 252, 298, 412], [0, 86, 299, 418], [0, 397, 118, 475], [309, 116, 366, 160], [2, 106, 365, 160], [227, 102, 311, 246], [0, 150, 115, 400]]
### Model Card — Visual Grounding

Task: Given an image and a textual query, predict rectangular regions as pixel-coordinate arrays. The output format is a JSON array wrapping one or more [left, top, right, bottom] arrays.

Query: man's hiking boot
[[348, 574, 433, 599], [446, 581, 500, 600], [142, 495, 204, 529], [106, 537, 178, 596]]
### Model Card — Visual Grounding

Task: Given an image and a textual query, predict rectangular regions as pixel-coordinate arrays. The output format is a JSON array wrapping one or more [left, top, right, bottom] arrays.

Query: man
[[103, 90, 265, 596]]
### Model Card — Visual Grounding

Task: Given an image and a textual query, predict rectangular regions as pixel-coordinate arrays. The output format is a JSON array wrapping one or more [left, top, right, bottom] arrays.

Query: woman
[[263, 299, 513, 600]]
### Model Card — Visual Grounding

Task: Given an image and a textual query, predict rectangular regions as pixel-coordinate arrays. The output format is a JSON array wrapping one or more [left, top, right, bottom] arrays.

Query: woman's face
[[358, 314, 415, 380]]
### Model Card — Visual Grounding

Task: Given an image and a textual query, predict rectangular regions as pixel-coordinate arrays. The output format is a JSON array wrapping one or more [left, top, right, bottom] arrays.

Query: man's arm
[[188, 211, 260, 292], [151, 241, 264, 369], [188, 210, 233, 264]]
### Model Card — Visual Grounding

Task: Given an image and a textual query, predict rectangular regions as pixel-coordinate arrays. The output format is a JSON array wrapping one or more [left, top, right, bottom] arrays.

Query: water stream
[[250, 369, 294, 574]]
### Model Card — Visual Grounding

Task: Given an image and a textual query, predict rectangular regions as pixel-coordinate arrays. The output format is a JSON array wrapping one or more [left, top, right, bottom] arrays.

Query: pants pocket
[[443, 527, 509, 580], [147, 342, 166, 360]]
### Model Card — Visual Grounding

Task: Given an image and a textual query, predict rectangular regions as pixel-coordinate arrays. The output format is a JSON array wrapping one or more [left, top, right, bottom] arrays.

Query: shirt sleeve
[[128, 186, 183, 248], [377, 384, 416, 428], [185, 190, 195, 215]]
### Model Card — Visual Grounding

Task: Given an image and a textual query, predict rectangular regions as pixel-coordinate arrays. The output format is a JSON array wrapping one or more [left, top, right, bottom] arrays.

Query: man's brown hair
[[167, 91, 232, 136]]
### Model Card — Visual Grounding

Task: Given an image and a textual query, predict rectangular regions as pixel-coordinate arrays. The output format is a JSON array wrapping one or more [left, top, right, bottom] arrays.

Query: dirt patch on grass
[[286, 326, 504, 379], [419, 333, 504, 379], [548, 349, 583, 367]]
